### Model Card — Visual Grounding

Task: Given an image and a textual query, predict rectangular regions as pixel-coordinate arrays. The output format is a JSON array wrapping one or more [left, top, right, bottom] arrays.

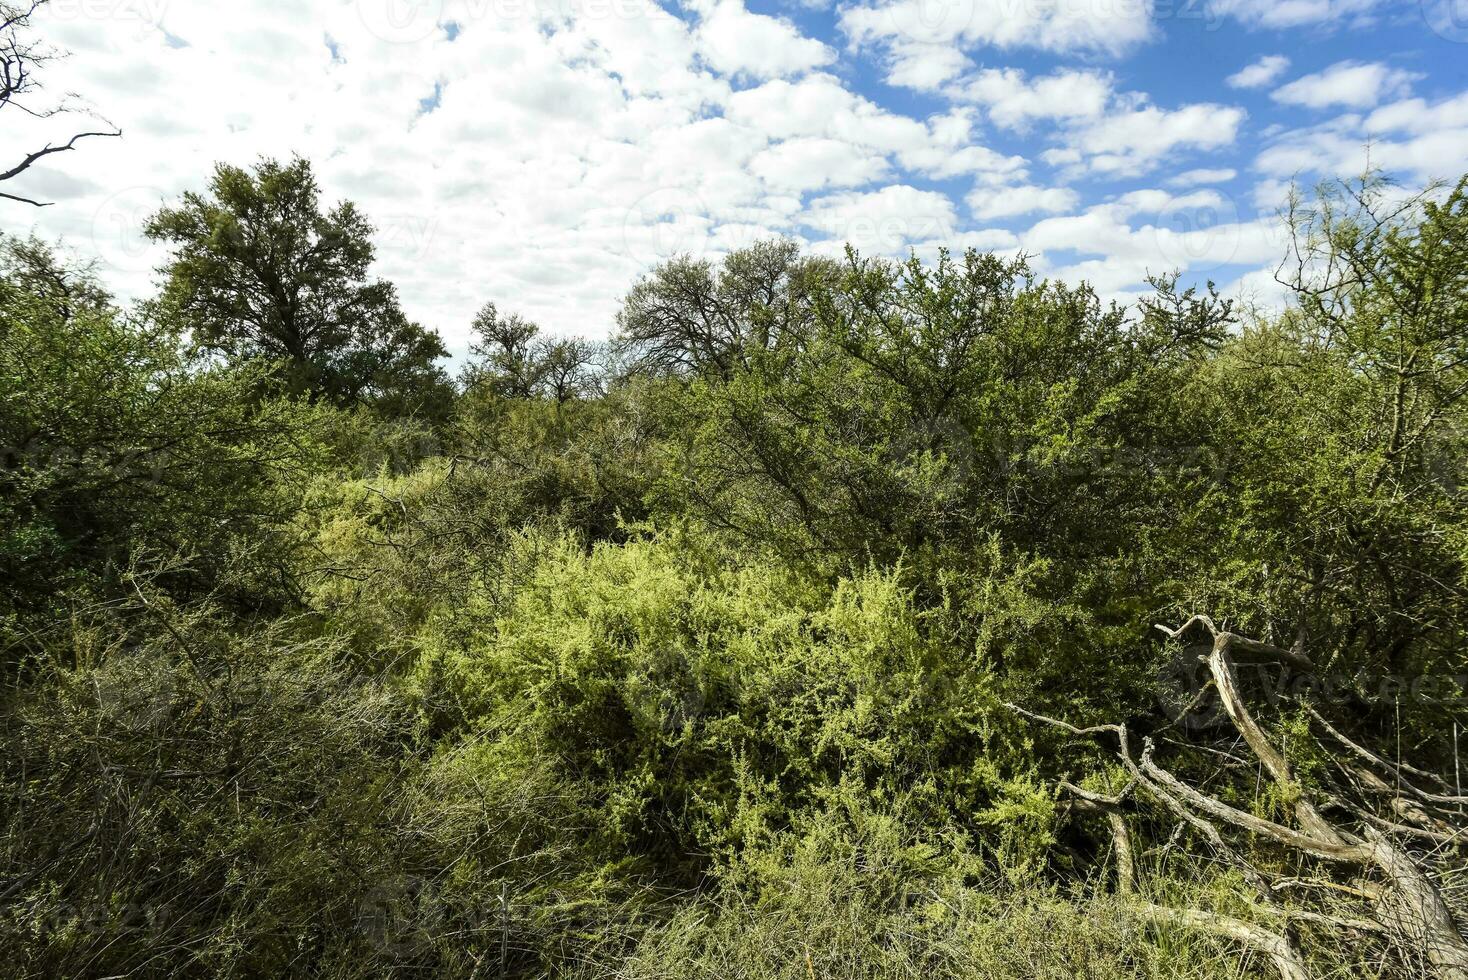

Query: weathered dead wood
[[1008, 617, 1468, 978], [1060, 781, 1135, 894], [1141, 904, 1311, 980]]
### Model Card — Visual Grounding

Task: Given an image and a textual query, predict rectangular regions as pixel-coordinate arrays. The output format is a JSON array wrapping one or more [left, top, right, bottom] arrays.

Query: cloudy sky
[[6, 0, 1468, 353]]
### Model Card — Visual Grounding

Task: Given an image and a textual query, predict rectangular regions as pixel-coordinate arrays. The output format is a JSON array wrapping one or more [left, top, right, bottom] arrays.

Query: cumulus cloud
[[5, 0, 1458, 354], [748, 138, 891, 192], [1273, 61, 1421, 109], [840, 0, 1153, 89], [1366, 92, 1468, 134], [691, 0, 835, 79], [930, 65, 1244, 180], [1226, 55, 1289, 89], [1257, 91, 1468, 183], [4, 0, 1032, 348], [803, 185, 959, 255], [882, 41, 971, 91], [1061, 103, 1246, 177], [1019, 189, 1286, 294], [968, 184, 1079, 220], [952, 68, 1114, 129]]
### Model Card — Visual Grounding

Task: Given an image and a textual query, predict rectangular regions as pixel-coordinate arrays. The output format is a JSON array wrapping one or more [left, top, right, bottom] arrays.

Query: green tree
[[1188, 175, 1468, 710], [146, 156, 450, 414], [464, 301, 605, 404], [0, 236, 325, 649], [638, 246, 1224, 570], [450, 303, 647, 541], [615, 238, 836, 377]]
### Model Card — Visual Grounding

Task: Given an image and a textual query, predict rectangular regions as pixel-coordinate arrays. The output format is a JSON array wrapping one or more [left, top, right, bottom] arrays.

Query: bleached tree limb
[[1140, 904, 1311, 980], [1008, 617, 1468, 979], [1136, 740, 1367, 861]]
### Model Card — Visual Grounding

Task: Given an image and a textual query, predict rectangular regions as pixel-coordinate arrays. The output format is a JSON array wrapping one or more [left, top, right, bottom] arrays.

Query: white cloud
[[1226, 55, 1289, 90], [954, 67, 1113, 129], [1273, 60, 1420, 110], [968, 184, 1078, 220], [931, 64, 1243, 181], [840, 0, 1153, 89], [1062, 103, 1246, 177], [882, 41, 972, 90], [1017, 189, 1287, 297], [1168, 168, 1238, 187], [725, 74, 1024, 181], [748, 138, 891, 192], [804, 185, 958, 256], [692, 0, 835, 80], [1365, 92, 1468, 134], [5, 0, 1457, 355], [6, 0, 1042, 349], [1256, 98, 1468, 185]]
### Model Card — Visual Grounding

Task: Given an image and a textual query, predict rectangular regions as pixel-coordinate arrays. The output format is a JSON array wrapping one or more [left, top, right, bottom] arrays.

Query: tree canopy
[[146, 156, 451, 414], [3, 170, 1468, 979]]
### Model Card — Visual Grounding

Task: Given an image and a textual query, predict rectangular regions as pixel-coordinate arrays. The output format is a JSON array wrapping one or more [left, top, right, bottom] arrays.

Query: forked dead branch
[[0, 0, 120, 206], [1010, 616, 1468, 979]]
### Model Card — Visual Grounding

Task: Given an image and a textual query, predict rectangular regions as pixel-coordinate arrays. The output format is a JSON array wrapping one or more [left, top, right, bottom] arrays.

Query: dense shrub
[[3, 174, 1466, 978]]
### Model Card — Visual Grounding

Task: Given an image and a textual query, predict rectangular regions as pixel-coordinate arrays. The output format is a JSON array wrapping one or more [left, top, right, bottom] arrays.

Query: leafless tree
[[1010, 616, 1468, 979], [1, 0, 120, 206]]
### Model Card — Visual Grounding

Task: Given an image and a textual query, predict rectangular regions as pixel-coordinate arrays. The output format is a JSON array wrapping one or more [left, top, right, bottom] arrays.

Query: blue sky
[[7, 0, 1468, 350]]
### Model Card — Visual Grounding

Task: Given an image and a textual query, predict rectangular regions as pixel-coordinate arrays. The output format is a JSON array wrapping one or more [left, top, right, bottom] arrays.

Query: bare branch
[[1001, 701, 1124, 740], [0, 187, 48, 206], [1140, 904, 1310, 980], [0, 1, 119, 205], [1137, 740, 1367, 863]]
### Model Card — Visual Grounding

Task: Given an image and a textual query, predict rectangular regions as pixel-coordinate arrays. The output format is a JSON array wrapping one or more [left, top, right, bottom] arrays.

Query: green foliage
[[405, 532, 1013, 866], [450, 382, 657, 542], [4, 171, 1467, 978], [588, 823, 1250, 980], [0, 567, 415, 977], [146, 156, 452, 415], [0, 236, 327, 648]]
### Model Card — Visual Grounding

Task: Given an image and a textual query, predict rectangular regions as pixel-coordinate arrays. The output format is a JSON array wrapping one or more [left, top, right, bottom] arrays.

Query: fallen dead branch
[[1008, 616, 1468, 979]]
